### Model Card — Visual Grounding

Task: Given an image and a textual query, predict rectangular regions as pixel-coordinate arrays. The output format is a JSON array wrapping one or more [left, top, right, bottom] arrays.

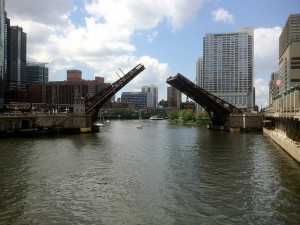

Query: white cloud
[[254, 78, 268, 97], [93, 55, 170, 100], [254, 27, 282, 73], [211, 8, 234, 24], [254, 78, 269, 107], [86, 0, 208, 31], [5, 0, 208, 86], [147, 31, 159, 43], [6, 0, 75, 31], [166, 0, 208, 31], [253, 27, 282, 108]]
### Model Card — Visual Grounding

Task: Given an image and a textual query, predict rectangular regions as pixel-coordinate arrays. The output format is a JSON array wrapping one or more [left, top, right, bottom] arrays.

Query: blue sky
[[6, 0, 300, 108]]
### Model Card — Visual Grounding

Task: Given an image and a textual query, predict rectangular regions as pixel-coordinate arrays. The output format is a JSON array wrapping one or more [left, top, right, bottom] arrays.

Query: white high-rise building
[[202, 27, 254, 111], [196, 57, 203, 110], [142, 84, 158, 108]]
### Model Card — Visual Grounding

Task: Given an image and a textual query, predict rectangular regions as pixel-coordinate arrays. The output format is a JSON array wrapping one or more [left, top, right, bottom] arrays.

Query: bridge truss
[[166, 73, 241, 126], [86, 64, 145, 120]]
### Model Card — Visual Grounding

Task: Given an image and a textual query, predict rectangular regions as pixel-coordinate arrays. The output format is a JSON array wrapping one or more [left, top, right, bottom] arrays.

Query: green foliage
[[194, 110, 209, 120], [174, 118, 185, 123], [169, 110, 211, 125], [287, 129, 300, 142], [195, 119, 211, 125], [170, 112, 178, 120], [103, 109, 167, 120]]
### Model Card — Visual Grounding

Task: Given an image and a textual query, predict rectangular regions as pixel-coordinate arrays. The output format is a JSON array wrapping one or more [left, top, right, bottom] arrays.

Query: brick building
[[26, 70, 108, 105]]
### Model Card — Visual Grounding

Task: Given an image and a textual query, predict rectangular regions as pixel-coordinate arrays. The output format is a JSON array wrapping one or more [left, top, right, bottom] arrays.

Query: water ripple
[[0, 121, 300, 224]]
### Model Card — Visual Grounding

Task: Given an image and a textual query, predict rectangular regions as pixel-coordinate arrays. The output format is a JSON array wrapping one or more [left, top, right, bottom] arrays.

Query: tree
[[170, 112, 177, 120]]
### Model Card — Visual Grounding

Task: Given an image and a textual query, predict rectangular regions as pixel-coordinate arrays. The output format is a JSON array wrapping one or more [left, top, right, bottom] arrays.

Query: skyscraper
[[5, 24, 27, 91], [142, 84, 158, 108], [269, 71, 279, 106], [4, 11, 27, 92], [196, 57, 203, 88], [0, 0, 5, 109], [26, 62, 49, 84], [167, 86, 181, 108], [196, 57, 203, 110], [279, 14, 300, 94], [202, 27, 254, 111]]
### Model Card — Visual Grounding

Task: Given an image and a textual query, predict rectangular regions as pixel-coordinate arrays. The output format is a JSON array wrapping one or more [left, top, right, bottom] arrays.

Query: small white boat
[[94, 122, 104, 127], [136, 110, 142, 129], [136, 122, 142, 129], [95, 112, 106, 127], [150, 116, 163, 120]]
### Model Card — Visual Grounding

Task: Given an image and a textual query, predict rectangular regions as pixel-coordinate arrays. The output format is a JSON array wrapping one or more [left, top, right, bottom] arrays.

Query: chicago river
[[0, 120, 300, 224]]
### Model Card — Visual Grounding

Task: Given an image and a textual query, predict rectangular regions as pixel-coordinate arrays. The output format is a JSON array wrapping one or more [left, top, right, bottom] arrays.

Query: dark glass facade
[[0, 0, 5, 109], [4, 12, 27, 92], [26, 63, 49, 84], [121, 92, 151, 109]]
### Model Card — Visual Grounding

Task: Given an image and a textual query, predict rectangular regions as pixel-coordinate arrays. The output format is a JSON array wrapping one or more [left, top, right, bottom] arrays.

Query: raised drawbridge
[[86, 64, 145, 121], [166, 73, 241, 126]]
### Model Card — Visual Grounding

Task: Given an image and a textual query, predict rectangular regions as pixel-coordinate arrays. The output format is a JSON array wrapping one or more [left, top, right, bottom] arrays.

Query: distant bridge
[[166, 73, 241, 126], [86, 64, 145, 121]]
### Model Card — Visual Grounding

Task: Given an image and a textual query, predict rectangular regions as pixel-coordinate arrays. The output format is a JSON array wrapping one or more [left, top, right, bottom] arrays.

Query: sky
[[5, 0, 300, 108]]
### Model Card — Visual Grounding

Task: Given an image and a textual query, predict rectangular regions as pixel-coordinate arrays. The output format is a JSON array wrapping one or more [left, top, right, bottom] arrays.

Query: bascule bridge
[[0, 64, 145, 135], [85, 64, 145, 121], [166, 73, 262, 130]]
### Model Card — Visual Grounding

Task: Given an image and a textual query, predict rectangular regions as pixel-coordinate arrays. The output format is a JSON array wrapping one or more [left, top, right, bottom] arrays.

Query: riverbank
[[0, 126, 99, 138], [169, 118, 211, 126], [263, 127, 300, 163]]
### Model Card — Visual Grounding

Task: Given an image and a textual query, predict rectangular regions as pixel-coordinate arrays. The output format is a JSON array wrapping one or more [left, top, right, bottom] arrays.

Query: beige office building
[[279, 14, 300, 94]]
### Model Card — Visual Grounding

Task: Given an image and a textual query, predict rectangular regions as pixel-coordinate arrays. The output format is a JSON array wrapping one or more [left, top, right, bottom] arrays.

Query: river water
[[0, 120, 300, 224]]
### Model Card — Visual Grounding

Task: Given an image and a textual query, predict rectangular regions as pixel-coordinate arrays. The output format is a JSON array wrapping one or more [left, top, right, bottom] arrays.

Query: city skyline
[[5, 0, 300, 107]]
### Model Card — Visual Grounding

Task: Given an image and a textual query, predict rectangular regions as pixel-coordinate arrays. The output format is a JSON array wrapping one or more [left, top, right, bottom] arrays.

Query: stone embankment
[[263, 127, 300, 163]]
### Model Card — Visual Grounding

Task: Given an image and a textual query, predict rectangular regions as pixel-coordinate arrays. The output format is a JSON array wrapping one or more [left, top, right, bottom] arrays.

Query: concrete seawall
[[0, 113, 99, 138], [263, 127, 300, 163]]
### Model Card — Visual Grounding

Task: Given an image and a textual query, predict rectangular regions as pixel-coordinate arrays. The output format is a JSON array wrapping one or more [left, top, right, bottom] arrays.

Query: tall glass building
[[4, 11, 27, 91], [5, 25, 27, 91], [0, 0, 5, 109], [202, 27, 254, 111], [26, 62, 49, 84]]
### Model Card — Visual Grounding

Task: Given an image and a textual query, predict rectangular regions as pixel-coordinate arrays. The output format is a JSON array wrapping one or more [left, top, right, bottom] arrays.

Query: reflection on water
[[0, 120, 300, 224]]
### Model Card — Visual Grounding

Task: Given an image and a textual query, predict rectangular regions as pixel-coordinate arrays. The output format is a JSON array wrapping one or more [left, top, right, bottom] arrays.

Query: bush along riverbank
[[100, 109, 167, 120], [169, 109, 211, 126]]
